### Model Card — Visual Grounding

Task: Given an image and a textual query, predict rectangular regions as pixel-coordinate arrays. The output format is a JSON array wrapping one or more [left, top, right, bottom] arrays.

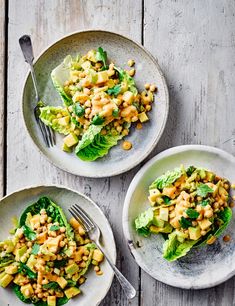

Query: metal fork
[[19, 35, 55, 147], [69, 204, 136, 300]]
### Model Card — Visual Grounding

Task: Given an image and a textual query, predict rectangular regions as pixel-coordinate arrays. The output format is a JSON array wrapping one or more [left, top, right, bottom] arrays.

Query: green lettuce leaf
[[51, 55, 74, 106], [0, 254, 14, 272], [75, 125, 103, 152], [163, 232, 197, 261], [39, 106, 71, 135], [76, 132, 123, 161], [12, 284, 32, 304], [149, 168, 183, 190], [135, 208, 154, 237], [19, 197, 74, 240]]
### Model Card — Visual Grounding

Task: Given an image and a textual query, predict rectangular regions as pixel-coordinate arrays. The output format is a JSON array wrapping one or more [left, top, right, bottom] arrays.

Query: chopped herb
[[66, 280, 77, 287], [22, 225, 36, 241], [199, 199, 210, 207], [162, 196, 171, 205], [186, 166, 196, 176], [50, 225, 60, 231], [42, 282, 59, 290], [185, 208, 199, 219], [107, 85, 121, 96], [137, 227, 150, 237], [73, 103, 85, 117], [96, 47, 108, 69], [18, 263, 37, 279], [71, 117, 80, 127], [91, 114, 105, 125], [54, 259, 68, 269], [31, 243, 40, 255], [179, 217, 192, 229], [196, 184, 214, 197]]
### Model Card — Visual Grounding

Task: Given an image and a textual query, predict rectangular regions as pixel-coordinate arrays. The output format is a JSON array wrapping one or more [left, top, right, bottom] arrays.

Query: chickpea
[[207, 236, 217, 245], [122, 129, 129, 136], [85, 108, 91, 115], [150, 84, 157, 92], [60, 227, 66, 233], [79, 276, 86, 284], [144, 83, 150, 90], [116, 126, 123, 133], [96, 270, 103, 276], [84, 249, 89, 256], [82, 255, 88, 261], [44, 292, 49, 297], [37, 293, 43, 298], [80, 261, 86, 268], [136, 122, 143, 130], [230, 202, 235, 208], [27, 241, 32, 247], [42, 279, 49, 285], [59, 241, 65, 248], [223, 235, 231, 242], [128, 69, 135, 77], [94, 266, 100, 272], [122, 141, 132, 150], [192, 221, 198, 226], [201, 230, 207, 236], [127, 59, 135, 67]]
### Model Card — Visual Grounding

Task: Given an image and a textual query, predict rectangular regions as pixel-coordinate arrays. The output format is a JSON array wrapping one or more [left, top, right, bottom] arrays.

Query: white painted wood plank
[[0, 0, 5, 197], [7, 1, 142, 305], [142, 0, 235, 305]]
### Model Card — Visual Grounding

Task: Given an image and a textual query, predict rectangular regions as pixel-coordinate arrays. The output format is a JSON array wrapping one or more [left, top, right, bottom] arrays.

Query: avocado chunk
[[189, 226, 202, 240], [62, 142, 73, 153], [199, 169, 206, 179], [63, 133, 78, 148], [65, 263, 79, 275], [58, 116, 70, 126], [96, 71, 109, 84], [159, 207, 169, 222], [206, 171, 215, 182], [20, 283, 34, 298], [198, 219, 212, 231], [152, 216, 164, 228], [138, 112, 149, 123], [26, 255, 37, 272], [64, 287, 81, 299], [5, 264, 18, 274], [15, 245, 27, 262], [57, 276, 68, 289], [0, 272, 14, 287], [47, 296, 56, 306]]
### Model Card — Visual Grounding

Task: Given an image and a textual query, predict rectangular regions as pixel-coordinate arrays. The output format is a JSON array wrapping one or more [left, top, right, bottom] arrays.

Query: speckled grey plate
[[22, 30, 169, 177], [123, 145, 235, 289], [0, 185, 116, 306]]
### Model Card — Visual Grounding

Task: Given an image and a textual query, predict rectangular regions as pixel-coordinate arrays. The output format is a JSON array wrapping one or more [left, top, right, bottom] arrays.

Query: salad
[[0, 197, 104, 305], [134, 165, 233, 261], [40, 47, 156, 161]]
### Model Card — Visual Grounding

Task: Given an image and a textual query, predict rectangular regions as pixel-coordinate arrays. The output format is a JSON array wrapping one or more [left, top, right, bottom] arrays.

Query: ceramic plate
[[22, 30, 169, 177], [0, 185, 116, 306], [123, 145, 235, 289]]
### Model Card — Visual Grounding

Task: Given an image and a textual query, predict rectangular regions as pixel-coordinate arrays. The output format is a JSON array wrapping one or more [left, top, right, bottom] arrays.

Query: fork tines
[[69, 204, 94, 232]]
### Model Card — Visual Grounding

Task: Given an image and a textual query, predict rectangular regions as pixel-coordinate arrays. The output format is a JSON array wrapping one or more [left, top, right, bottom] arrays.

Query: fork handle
[[96, 241, 136, 299]]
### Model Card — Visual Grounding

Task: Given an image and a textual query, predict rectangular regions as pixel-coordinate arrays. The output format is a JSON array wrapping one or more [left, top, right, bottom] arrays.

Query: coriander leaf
[[162, 196, 171, 205], [185, 208, 199, 219], [54, 258, 68, 269], [186, 165, 196, 176], [196, 184, 214, 197], [31, 243, 40, 255], [18, 263, 37, 279], [91, 114, 105, 125], [71, 117, 80, 127], [73, 103, 85, 117], [96, 47, 108, 69], [107, 85, 121, 96], [50, 225, 60, 231], [112, 108, 119, 117], [22, 225, 36, 241], [199, 199, 210, 207], [137, 227, 150, 237], [42, 282, 59, 290], [66, 280, 77, 287], [179, 217, 192, 229]]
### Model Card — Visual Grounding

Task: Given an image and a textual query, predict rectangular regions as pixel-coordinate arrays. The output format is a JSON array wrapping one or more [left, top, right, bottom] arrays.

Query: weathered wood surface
[[0, 0, 5, 197], [3, 0, 235, 305]]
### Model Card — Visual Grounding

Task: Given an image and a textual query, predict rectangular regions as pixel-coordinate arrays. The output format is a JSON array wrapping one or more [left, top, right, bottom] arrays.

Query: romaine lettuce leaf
[[39, 106, 71, 135], [149, 167, 183, 190], [75, 125, 103, 152], [51, 55, 74, 106], [19, 197, 74, 240], [76, 132, 123, 161], [134, 208, 154, 237], [163, 232, 197, 261], [0, 254, 14, 272]]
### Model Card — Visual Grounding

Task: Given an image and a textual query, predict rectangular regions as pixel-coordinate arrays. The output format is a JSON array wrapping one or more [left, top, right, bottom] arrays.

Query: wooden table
[[1, 1, 235, 305]]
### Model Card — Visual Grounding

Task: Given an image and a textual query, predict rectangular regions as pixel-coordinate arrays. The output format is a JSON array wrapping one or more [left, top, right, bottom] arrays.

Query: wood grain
[[0, 0, 5, 197], [7, 1, 142, 305], [142, 1, 235, 305]]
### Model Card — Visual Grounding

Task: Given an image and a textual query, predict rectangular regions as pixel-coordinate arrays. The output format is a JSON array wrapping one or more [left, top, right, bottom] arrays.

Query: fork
[[19, 35, 55, 147], [69, 204, 136, 300]]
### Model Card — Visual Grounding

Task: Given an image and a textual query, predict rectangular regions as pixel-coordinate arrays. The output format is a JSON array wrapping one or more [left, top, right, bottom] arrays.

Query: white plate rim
[[0, 184, 116, 305], [122, 144, 235, 289], [21, 29, 169, 178]]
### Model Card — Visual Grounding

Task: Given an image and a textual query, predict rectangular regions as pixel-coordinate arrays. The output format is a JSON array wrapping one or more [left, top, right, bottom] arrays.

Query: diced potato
[[37, 232, 47, 244], [92, 249, 104, 262], [30, 214, 40, 229], [123, 91, 134, 104], [96, 71, 109, 84], [63, 133, 78, 148], [5, 265, 18, 275], [170, 217, 180, 229], [58, 116, 70, 126], [162, 186, 176, 199], [138, 112, 149, 123], [188, 227, 201, 240], [20, 283, 34, 298], [159, 207, 169, 221]]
